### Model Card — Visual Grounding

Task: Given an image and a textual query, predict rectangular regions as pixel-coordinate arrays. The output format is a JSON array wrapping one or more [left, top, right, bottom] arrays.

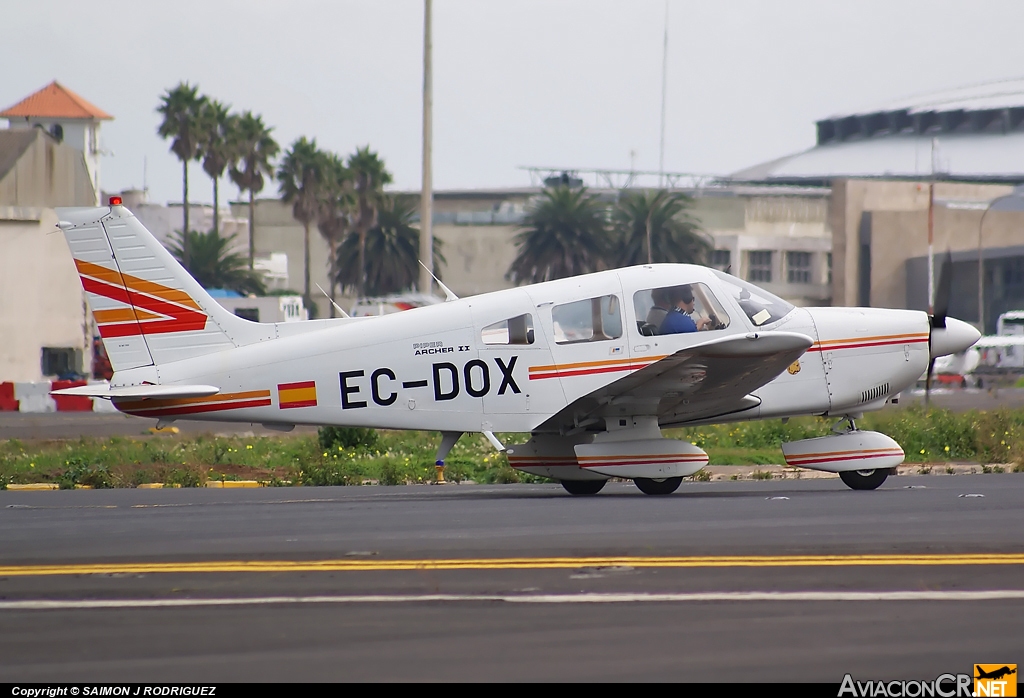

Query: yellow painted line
[[136, 483, 165, 489], [1, 554, 1023, 577], [204, 481, 264, 488], [6, 484, 59, 491]]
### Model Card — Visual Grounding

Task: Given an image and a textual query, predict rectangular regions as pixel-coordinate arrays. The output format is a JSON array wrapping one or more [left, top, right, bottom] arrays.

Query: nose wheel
[[839, 469, 889, 490]]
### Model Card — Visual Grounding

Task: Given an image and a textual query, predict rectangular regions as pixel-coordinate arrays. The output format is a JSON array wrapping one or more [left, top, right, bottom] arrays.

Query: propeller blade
[[932, 250, 953, 329], [924, 355, 935, 409]]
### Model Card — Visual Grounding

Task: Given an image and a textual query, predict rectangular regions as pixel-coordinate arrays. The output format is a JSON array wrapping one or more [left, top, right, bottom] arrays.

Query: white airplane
[[51, 198, 980, 495]]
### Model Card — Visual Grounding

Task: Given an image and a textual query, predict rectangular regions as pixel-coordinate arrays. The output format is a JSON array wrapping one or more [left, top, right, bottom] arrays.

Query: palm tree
[[229, 112, 279, 269], [167, 229, 266, 296], [334, 195, 445, 296], [157, 82, 207, 268], [196, 99, 237, 237], [506, 186, 612, 284], [612, 189, 711, 267], [277, 137, 328, 310], [347, 146, 394, 297], [316, 153, 353, 316]]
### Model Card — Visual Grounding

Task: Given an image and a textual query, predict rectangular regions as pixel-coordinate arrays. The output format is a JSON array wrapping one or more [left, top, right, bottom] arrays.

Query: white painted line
[[3, 590, 1024, 610]]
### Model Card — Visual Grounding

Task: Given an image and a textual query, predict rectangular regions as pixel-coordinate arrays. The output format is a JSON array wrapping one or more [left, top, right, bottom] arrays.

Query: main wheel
[[561, 479, 607, 495], [634, 476, 682, 495], [839, 468, 889, 490]]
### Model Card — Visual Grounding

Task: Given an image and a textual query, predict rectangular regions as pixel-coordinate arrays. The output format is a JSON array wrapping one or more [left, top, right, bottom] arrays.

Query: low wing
[[535, 331, 813, 434]]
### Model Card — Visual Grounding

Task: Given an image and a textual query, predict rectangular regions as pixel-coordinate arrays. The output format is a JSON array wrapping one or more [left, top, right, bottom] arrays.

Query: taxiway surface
[[1, 475, 1022, 681]]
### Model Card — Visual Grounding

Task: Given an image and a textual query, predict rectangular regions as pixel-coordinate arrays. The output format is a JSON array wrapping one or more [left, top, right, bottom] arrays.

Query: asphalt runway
[[1, 475, 1022, 681]]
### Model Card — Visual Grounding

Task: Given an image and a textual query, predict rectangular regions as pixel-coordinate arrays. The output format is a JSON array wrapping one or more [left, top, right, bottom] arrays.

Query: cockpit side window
[[481, 313, 535, 345], [633, 283, 731, 336], [552, 295, 623, 344], [711, 269, 795, 326]]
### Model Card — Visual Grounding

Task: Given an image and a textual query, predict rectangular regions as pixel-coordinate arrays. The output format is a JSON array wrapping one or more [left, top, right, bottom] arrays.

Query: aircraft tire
[[634, 476, 682, 495], [839, 469, 889, 490], [560, 479, 607, 495]]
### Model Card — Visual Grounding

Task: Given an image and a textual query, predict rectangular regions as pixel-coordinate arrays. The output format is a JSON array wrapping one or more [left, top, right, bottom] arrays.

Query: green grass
[[2, 406, 1024, 488]]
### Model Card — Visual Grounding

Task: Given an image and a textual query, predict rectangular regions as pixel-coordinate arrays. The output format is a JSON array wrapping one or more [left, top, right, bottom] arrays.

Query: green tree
[[167, 229, 267, 296], [157, 82, 207, 268], [612, 189, 710, 267], [334, 195, 445, 296], [196, 99, 237, 237], [506, 186, 611, 284], [277, 137, 328, 310], [229, 112, 280, 268], [347, 146, 394, 297], [316, 153, 354, 316]]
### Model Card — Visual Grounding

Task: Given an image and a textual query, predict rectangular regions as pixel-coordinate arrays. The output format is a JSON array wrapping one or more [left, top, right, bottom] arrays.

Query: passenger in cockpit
[[645, 287, 671, 330]]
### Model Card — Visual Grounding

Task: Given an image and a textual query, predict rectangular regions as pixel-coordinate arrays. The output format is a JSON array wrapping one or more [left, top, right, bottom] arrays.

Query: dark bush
[[318, 426, 379, 451]]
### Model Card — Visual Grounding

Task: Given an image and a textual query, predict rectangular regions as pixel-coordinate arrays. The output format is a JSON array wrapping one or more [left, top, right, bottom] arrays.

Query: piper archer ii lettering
[[51, 199, 980, 495]]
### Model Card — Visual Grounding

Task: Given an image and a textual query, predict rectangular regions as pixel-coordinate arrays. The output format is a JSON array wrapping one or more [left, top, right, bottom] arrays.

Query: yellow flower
[[944, 446, 950, 452], [246, 444, 253, 450], [919, 449, 926, 454]]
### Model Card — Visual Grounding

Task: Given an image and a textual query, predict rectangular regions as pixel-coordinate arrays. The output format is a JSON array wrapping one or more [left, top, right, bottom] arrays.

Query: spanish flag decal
[[278, 381, 317, 409]]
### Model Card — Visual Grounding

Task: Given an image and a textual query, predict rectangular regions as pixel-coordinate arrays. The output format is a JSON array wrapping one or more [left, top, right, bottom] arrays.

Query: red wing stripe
[[786, 451, 904, 466], [120, 398, 272, 418], [808, 338, 929, 352]]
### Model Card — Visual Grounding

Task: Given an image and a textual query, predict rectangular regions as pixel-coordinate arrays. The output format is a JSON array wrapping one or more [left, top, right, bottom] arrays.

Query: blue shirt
[[659, 309, 697, 334]]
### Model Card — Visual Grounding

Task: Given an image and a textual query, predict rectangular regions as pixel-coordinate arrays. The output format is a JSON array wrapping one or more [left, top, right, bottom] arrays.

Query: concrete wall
[[0, 129, 95, 207], [829, 179, 1014, 308], [0, 207, 92, 382]]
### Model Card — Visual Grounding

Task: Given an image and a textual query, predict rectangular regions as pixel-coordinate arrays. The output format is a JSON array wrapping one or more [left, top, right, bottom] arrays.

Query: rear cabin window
[[633, 283, 731, 336], [552, 295, 623, 344], [481, 313, 535, 345]]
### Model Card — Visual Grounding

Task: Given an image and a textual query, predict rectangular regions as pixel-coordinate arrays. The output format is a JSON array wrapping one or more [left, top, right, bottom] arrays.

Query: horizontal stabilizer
[[50, 384, 221, 400]]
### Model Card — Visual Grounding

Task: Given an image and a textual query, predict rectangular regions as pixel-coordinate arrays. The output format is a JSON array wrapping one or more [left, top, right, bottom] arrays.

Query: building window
[[711, 249, 731, 272], [235, 308, 260, 322], [41, 347, 82, 378], [827, 253, 833, 285], [747, 251, 773, 283], [787, 251, 812, 284]]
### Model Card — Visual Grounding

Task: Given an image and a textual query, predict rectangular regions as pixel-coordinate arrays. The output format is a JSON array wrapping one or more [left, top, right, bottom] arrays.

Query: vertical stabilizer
[[56, 202, 272, 372]]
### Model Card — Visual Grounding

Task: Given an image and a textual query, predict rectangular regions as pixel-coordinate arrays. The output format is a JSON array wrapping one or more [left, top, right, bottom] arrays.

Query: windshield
[[711, 269, 795, 327]]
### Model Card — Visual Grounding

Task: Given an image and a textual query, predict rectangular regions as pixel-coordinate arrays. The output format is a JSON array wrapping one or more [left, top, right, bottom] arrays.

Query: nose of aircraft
[[930, 317, 982, 358]]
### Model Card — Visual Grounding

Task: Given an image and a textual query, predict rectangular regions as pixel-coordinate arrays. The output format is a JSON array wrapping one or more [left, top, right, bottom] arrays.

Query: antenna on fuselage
[[418, 260, 459, 301], [315, 283, 350, 318]]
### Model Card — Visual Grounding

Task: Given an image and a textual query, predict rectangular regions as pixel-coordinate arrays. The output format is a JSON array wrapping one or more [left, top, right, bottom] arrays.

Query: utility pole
[[419, 0, 434, 295], [658, 0, 669, 189], [927, 138, 937, 313]]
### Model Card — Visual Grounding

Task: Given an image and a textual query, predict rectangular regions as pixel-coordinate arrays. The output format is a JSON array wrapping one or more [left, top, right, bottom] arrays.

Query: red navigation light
[[109, 195, 123, 206]]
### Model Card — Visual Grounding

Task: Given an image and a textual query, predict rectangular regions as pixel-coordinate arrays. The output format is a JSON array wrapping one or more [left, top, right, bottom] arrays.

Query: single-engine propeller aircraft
[[51, 199, 981, 495]]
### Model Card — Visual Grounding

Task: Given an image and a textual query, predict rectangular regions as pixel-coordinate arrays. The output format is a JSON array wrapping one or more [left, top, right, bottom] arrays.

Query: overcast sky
[[5, 0, 1024, 205]]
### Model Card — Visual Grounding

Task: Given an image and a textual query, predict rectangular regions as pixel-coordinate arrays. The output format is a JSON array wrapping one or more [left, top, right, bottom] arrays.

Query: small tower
[[0, 81, 113, 204]]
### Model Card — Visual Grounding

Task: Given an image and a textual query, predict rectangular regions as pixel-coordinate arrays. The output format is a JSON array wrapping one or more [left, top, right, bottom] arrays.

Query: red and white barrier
[[0, 381, 119, 413]]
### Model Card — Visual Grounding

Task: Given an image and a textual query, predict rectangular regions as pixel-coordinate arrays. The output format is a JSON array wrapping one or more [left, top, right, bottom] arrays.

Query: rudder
[[57, 201, 271, 372]]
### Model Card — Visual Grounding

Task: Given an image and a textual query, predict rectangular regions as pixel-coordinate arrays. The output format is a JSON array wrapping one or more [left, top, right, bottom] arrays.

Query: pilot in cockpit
[[659, 284, 711, 334]]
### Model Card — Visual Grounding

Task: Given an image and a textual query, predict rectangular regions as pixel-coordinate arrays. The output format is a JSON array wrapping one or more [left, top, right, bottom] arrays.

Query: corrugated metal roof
[[733, 130, 1024, 183], [0, 81, 112, 120], [836, 78, 1024, 118]]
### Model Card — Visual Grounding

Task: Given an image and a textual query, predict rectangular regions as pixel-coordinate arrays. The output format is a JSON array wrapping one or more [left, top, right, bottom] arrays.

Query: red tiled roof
[[0, 81, 112, 120]]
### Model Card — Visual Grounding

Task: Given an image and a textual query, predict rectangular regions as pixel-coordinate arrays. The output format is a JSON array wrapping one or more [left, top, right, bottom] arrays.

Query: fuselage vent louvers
[[861, 382, 890, 404]]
